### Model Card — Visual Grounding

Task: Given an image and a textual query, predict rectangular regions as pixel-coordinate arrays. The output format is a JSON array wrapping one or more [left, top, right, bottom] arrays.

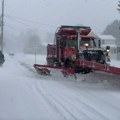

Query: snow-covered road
[[0, 53, 120, 120]]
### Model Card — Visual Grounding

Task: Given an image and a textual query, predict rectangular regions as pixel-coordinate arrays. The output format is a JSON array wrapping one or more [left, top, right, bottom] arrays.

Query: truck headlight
[[84, 43, 89, 47], [106, 49, 110, 52]]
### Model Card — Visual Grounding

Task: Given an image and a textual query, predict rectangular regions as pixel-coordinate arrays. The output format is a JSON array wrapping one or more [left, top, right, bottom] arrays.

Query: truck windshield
[[80, 38, 96, 47], [66, 39, 78, 48], [63, 38, 96, 48]]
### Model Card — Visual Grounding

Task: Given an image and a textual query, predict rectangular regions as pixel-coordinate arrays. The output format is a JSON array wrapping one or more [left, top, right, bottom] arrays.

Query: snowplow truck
[[46, 25, 110, 74], [34, 25, 120, 76]]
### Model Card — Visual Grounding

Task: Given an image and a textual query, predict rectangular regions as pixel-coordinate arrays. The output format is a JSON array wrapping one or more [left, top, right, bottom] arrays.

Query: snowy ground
[[0, 53, 120, 120]]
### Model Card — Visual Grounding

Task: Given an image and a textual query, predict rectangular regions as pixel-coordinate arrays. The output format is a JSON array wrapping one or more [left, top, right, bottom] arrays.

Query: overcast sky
[[0, 0, 120, 36]]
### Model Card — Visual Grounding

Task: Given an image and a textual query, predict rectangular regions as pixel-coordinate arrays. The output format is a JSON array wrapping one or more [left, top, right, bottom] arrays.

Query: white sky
[[1, 0, 119, 35]]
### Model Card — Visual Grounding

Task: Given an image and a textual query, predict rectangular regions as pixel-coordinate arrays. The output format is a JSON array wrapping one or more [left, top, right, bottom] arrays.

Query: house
[[95, 35, 117, 59]]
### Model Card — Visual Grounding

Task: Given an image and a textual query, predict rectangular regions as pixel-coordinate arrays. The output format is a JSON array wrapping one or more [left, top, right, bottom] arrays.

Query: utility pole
[[0, 0, 4, 52]]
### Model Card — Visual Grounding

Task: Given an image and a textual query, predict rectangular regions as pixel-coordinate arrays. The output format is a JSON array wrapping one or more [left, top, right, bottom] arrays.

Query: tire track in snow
[[81, 89, 120, 110], [52, 86, 108, 120], [57, 80, 120, 120], [22, 79, 66, 120], [70, 73, 120, 110], [40, 84, 91, 120], [40, 80, 109, 120], [64, 80, 120, 111], [35, 83, 79, 120], [74, 90, 120, 120], [44, 88, 93, 120]]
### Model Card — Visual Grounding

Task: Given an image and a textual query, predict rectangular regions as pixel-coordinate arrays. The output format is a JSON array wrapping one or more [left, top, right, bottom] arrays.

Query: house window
[[102, 40, 105, 44], [110, 48, 117, 54], [110, 49, 113, 54], [114, 48, 117, 54]]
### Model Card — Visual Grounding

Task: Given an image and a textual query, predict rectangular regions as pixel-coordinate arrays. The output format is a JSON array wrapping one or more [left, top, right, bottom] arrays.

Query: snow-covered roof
[[97, 35, 116, 40]]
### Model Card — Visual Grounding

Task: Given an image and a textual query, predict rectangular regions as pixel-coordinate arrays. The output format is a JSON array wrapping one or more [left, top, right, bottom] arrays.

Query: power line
[[4, 21, 53, 33], [5, 18, 53, 33], [6, 17, 38, 28], [5, 15, 56, 33], [5, 14, 56, 28], [4, 24, 22, 32]]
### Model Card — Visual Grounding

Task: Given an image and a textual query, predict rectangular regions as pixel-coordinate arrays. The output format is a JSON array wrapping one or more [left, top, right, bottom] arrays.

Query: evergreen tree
[[102, 20, 120, 43], [117, 1, 120, 13]]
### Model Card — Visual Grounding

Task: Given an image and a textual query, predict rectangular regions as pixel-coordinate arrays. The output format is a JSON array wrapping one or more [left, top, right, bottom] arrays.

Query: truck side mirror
[[98, 39, 101, 48]]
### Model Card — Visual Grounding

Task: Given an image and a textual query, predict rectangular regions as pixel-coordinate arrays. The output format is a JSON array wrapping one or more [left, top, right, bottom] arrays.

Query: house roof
[[96, 35, 116, 40]]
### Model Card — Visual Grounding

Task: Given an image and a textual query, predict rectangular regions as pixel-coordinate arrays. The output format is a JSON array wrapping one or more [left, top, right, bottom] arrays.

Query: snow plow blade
[[33, 64, 76, 78], [34, 66, 51, 75], [61, 69, 77, 79], [76, 59, 120, 76]]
